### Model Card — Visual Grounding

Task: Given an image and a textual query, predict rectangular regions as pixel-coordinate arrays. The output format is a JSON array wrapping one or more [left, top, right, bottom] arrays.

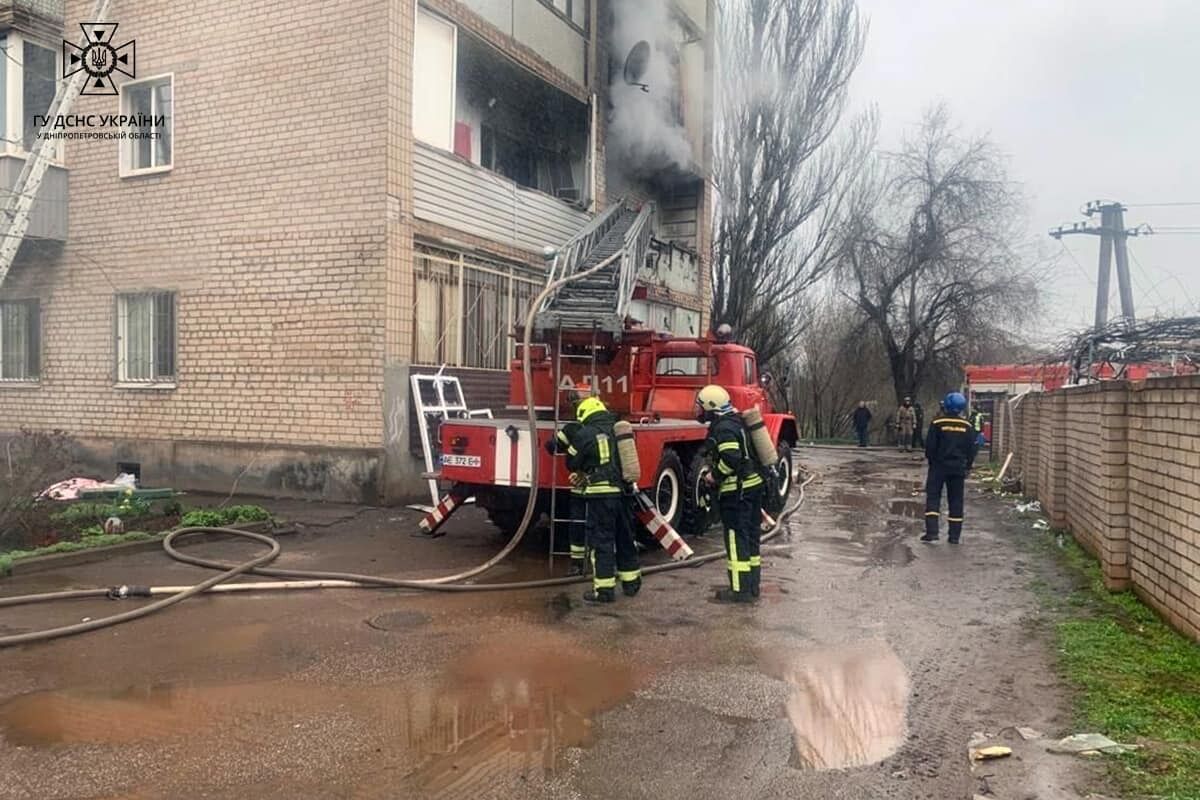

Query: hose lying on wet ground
[[0, 245, 816, 647], [0, 473, 813, 648]]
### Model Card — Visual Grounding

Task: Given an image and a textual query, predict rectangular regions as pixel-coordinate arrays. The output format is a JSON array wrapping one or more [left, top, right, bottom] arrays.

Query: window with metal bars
[[0, 299, 40, 380], [116, 292, 175, 383], [412, 245, 541, 370]]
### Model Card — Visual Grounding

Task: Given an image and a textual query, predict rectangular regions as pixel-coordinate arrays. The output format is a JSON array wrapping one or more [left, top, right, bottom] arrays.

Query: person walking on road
[[697, 384, 764, 603], [921, 392, 979, 544], [852, 401, 872, 448], [896, 398, 916, 453], [563, 397, 641, 603]]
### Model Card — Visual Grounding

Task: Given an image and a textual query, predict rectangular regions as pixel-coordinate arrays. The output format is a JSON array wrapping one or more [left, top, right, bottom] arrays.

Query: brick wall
[[1007, 376, 1200, 640], [0, 0, 393, 499]]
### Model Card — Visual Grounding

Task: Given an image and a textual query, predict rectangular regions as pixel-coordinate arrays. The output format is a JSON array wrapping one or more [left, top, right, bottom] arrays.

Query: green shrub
[[179, 505, 272, 528]]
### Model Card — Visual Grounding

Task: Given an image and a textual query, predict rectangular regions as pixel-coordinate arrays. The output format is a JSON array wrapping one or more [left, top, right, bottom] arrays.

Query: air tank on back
[[613, 420, 641, 484], [741, 407, 778, 466]]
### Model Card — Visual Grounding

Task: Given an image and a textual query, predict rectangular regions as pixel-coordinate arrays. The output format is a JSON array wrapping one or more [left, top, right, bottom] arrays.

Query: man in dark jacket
[[697, 384, 765, 603], [563, 396, 641, 603], [921, 391, 979, 544], [852, 401, 872, 448]]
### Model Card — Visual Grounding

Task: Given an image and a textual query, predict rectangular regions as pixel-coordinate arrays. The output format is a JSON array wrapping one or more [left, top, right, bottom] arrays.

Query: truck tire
[[681, 449, 718, 536], [763, 442, 793, 514], [651, 449, 685, 533], [486, 507, 525, 539]]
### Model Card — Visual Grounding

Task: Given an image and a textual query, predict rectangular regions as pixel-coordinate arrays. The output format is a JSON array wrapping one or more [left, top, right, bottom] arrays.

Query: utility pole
[[1050, 200, 1142, 330]]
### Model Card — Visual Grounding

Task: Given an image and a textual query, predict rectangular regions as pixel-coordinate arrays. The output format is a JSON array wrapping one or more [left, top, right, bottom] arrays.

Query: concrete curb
[[1, 521, 294, 578]]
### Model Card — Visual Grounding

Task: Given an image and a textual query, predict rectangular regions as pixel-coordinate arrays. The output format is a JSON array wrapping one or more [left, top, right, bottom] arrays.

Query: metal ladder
[[545, 324, 600, 570], [0, 0, 112, 290]]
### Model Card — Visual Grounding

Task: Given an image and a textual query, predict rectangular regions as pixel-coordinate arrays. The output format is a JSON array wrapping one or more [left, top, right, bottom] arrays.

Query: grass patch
[[178, 505, 272, 528], [1032, 529, 1200, 799], [0, 531, 158, 575]]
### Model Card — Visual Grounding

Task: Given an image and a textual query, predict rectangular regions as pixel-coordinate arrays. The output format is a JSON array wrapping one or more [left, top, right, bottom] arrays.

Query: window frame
[[0, 298, 41, 383], [411, 244, 542, 370], [537, 0, 588, 33], [118, 73, 174, 178], [1, 32, 65, 164], [115, 291, 177, 388]]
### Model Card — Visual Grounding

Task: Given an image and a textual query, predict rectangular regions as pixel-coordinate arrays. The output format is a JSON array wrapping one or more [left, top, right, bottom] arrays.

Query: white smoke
[[608, 0, 695, 177]]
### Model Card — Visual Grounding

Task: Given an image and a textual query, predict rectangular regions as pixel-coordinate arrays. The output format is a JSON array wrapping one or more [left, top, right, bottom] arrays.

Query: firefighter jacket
[[970, 410, 985, 432], [564, 413, 622, 496], [924, 414, 979, 477], [706, 412, 765, 496], [546, 422, 585, 495]]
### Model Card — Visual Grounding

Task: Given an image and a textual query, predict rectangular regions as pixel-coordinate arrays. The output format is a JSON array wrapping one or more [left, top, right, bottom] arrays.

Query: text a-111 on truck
[[420, 200, 798, 547]]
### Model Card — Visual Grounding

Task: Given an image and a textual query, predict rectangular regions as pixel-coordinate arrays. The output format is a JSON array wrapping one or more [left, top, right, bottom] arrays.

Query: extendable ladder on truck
[[534, 199, 654, 569]]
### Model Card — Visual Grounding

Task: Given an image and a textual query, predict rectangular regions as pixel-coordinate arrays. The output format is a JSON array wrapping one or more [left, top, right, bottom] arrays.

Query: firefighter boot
[[748, 565, 762, 598], [621, 577, 642, 597], [582, 588, 615, 604], [948, 521, 963, 544], [714, 588, 756, 604]]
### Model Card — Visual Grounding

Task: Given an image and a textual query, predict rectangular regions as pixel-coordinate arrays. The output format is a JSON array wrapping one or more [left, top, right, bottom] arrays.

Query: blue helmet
[[943, 392, 967, 414]]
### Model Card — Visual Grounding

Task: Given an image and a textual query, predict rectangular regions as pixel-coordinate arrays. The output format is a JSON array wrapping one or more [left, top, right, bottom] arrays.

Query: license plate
[[441, 454, 481, 468]]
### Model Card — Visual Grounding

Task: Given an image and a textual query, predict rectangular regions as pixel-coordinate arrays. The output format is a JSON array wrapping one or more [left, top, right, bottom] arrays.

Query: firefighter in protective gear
[[696, 384, 764, 603], [564, 396, 641, 603], [921, 391, 979, 544]]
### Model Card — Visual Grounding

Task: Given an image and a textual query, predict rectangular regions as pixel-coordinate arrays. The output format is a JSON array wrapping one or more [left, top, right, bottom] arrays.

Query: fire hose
[[0, 249, 817, 647]]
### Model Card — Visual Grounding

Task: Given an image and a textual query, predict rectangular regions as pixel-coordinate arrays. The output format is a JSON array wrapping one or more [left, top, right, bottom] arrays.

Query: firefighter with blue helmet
[[697, 384, 764, 603], [921, 391, 978, 544], [561, 396, 641, 603]]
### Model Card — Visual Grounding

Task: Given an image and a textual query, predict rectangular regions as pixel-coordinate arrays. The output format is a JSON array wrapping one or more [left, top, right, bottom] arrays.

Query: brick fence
[[1007, 376, 1200, 641]]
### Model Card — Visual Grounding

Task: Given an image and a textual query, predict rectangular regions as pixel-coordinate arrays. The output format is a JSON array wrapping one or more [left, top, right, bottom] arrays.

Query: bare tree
[[788, 291, 889, 439], [712, 0, 874, 368], [839, 106, 1041, 405]]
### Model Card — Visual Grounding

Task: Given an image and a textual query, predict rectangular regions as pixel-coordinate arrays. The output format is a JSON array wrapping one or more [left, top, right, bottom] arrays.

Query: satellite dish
[[623, 41, 651, 92]]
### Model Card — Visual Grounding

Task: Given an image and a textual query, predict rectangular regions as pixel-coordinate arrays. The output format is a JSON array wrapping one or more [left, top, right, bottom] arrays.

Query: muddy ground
[[0, 448, 1101, 800]]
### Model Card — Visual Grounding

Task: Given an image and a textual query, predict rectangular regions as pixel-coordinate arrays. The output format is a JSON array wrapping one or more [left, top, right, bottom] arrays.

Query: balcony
[[413, 143, 588, 254], [0, 155, 66, 240], [412, 22, 592, 253], [0, 1, 65, 42]]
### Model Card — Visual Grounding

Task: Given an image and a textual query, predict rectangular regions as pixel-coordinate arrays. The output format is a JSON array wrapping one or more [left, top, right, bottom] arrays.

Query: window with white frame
[[119, 75, 173, 175], [0, 33, 64, 161], [116, 292, 176, 383], [412, 245, 541, 370], [0, 299, 40, 380]]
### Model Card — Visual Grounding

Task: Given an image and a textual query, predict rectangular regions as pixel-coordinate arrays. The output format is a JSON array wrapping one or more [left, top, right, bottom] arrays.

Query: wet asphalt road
[[0, 448, 1097, 799]]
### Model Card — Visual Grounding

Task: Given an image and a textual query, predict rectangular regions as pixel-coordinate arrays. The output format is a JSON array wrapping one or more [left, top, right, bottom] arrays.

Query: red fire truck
[[418, 199, 798, 544], [432, 328, 798, 539]]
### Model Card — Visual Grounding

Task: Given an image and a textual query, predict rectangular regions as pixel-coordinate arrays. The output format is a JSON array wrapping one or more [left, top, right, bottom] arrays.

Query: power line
[[1057, 240, 1095, 287], [1129, 247, 1197, 310], [1125, 201, 1200, 208]]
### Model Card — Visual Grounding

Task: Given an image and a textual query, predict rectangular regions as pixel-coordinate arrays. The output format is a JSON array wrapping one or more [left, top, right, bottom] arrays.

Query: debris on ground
[[970, 745, 1013, 761], [1015, 500, 1042, 514], [1016, 726, 1043, 740], [37, 477, 104, 501], [1031, 519, 1049, 531], [1047, 733, 1141, 756]]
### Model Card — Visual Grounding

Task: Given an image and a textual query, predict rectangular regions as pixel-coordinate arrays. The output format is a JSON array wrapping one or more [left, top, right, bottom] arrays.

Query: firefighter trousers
[[924, 467, 965, 541], [586, 495, 641, 593], [719, 488, 762, 597]]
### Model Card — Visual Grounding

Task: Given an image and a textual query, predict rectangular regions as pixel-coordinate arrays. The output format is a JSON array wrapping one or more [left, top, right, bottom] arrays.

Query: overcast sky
[[848, 0, 1200, 335]]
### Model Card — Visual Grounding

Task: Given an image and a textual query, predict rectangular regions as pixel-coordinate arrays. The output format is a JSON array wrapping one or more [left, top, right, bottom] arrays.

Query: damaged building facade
[[0, 0, 717, 503]]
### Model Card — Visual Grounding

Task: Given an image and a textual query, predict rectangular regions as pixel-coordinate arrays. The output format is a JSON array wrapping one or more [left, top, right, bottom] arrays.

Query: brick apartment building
[[0, 0, 716, 503]]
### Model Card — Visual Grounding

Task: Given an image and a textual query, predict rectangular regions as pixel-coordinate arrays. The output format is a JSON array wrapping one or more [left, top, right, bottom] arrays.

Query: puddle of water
[[827, 489, 878, 511], [887, 499, 925, 519], [766, 640, 909, 771], [0, 627, 635, 799]]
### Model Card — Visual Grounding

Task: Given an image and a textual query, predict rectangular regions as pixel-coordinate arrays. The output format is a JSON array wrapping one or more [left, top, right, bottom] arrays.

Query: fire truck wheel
[[763, 442, 793, 514], [681, 449, 718, 536], [650, 449, 685, 535]]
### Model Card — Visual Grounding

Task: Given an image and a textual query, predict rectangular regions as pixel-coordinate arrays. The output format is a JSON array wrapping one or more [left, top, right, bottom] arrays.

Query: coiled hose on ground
[[0, 248, 817, 647]]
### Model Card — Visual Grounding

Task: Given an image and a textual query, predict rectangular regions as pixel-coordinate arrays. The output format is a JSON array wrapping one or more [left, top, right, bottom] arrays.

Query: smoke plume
[[608, 0, 695, 177]]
